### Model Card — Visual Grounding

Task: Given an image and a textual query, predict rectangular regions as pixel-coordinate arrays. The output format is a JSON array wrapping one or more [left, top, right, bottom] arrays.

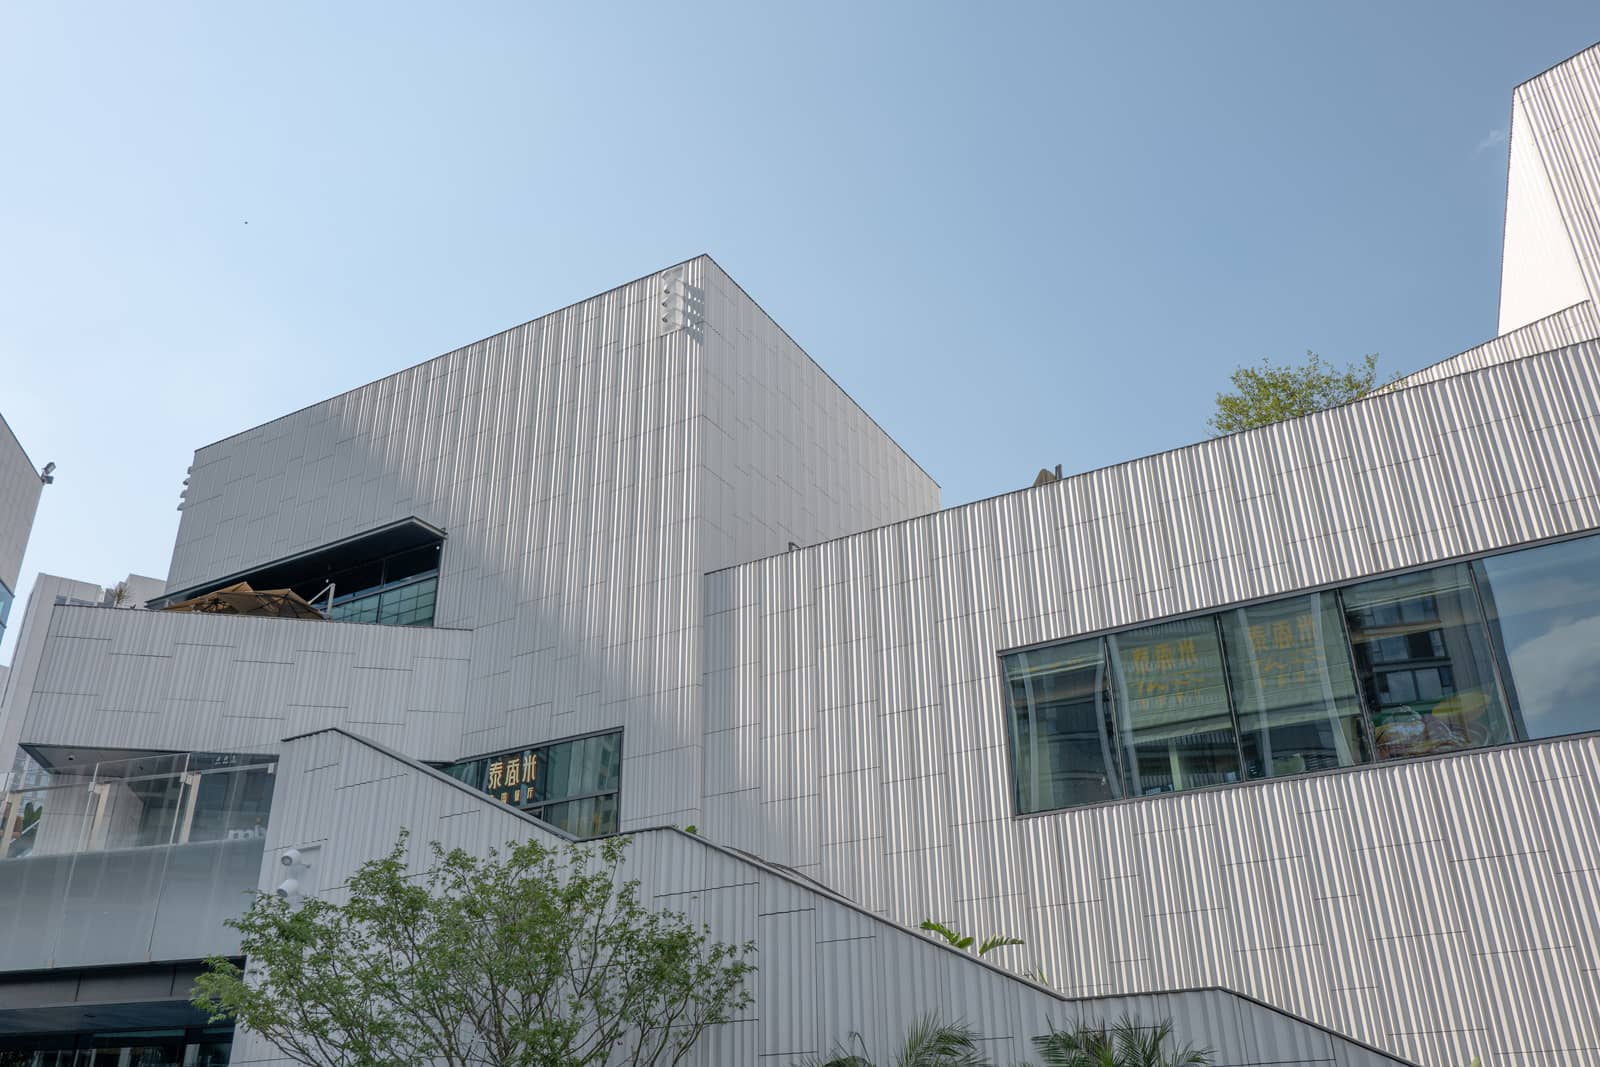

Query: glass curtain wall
[[1220, 592, 1368, 778], [325, 543, 440, 627], [1, 754, 276, 860], [1004, 639, 1119, 813], [0, 1026, 232, 1066], [1475, 534, 1600, 740], [444, 731, 622, 838], [1107, 617, 1240, 795], [1004, 531, 1600, 817], [1342, 564, 1511, 759]]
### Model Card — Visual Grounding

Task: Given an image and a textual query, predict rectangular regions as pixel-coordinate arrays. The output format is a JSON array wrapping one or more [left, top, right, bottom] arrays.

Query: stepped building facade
[[5, 41, 1600, 1067]]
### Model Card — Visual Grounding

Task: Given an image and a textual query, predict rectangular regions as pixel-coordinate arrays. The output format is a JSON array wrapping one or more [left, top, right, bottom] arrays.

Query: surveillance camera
[[275, 878, 300, 899], [281, 848, 301, 867]]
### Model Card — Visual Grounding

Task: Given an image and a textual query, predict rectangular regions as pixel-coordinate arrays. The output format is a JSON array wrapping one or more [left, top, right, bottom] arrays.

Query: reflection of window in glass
[[188, 765, 277, 843], [1221, 592, 1369, 779], [1476, 533, 1600, 741], [531, 794, 620, 839], [1342, 563, 1511, 760], [442, 759, 486, 790], [1003, 639, 1120, 813], [328, 574, 437, 628], [1108, 617, 1240, 796]]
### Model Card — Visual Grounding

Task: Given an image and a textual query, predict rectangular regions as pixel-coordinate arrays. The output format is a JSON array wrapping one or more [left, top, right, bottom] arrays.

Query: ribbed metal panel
[[1388, 301, 1600, 392], [703, 338, 1600, 1065], [1510, 44, 1600, 333], [146, 256, 935, 829], [0, 414, 42, 593], [225, 728, 1410, 1067], [19, 604, 472, 760]]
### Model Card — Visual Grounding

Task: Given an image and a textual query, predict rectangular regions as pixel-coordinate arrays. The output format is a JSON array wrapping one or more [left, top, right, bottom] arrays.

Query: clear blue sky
[[3, 2, 1598, 661]]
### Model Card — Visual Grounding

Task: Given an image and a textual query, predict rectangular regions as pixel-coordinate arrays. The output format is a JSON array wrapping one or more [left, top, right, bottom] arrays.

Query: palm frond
[[1031, 1021, 1114, 1067], [918, 919, 974, 951], [895, 1013, 990, 1067], [975, 934, 1025, 956], [793, 1031, 875, 1067]]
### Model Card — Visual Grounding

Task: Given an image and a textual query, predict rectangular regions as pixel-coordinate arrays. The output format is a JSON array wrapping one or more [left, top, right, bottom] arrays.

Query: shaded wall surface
[[20, 605, 472, 760], [229, 728, 1411, 1067], [0, 414, 41, 594], [0, 838, 262, 971]]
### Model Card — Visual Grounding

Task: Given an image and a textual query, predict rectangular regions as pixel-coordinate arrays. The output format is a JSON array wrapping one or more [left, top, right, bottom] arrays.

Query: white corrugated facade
[[6, 39, 1600, 1067], [0, 416, 41, 604]]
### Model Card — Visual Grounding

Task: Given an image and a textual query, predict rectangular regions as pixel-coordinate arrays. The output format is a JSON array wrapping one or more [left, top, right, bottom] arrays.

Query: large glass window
[[0, 578, 12, 642], [156, 521, 443, 630], [328, 574, 438, 627], [444, 731, 622, 839], [1000, 532, 1600, 818], [1475, 534, 1600, 740], [1221, 592, 1368, 779], [1005, 639, 1120, 814], [1340, 563, 1512, 760], [1108, 617, 1241, 796]]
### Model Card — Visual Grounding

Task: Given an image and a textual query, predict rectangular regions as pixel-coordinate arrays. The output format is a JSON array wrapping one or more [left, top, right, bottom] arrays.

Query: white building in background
[[4, 40, 1600, 1067]]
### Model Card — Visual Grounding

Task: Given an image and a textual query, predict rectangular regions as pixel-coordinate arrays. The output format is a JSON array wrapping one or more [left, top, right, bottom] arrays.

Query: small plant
[[920, 919, 1024, 957], [1031, 1015, 1210, 1067], [797, 1014, 989, 1067]]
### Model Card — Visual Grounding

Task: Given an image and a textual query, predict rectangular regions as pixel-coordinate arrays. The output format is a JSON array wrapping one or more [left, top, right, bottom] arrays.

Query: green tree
[[1031, 1016, 1210, 1067], [192, 832, 754, 1067], [797, 1015, 990, 1067], [1208, 351, 1386, 436]]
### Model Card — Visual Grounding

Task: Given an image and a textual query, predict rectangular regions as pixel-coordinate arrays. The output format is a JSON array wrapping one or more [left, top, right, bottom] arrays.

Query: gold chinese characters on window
[[486, 751, 541, 804]]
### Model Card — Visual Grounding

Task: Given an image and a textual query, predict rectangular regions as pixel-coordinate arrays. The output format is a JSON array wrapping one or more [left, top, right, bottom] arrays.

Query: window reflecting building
[[1004, 533, 1600, 815]]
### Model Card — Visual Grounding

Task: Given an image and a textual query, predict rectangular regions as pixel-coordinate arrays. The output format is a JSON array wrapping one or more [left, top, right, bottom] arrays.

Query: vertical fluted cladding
[[1387, 301, 1600, 392], [154, 262, 717, 817], [0, 414, 42, 593], [152, 255, 937, 833], [702, 339, 1600, 1065], [1518, 44, 1600, 315], [17, 604, 473, 759], [228, 729, 1415, 1067]]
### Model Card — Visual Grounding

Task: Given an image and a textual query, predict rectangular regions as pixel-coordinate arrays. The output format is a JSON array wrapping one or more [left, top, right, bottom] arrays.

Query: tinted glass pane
[[188, 765, 275, 842], [0, 580, 12, 635], [1003, 640, 1120, 813], [1109, 617, 1240, 795], [442, 759, 485, 790], [386, 542, 443, 583], [1477, 534, 1600, 740], [534, 793, 619, 837], [1342, 563, 1511, 760], [1221, 592, 1370, 778]]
